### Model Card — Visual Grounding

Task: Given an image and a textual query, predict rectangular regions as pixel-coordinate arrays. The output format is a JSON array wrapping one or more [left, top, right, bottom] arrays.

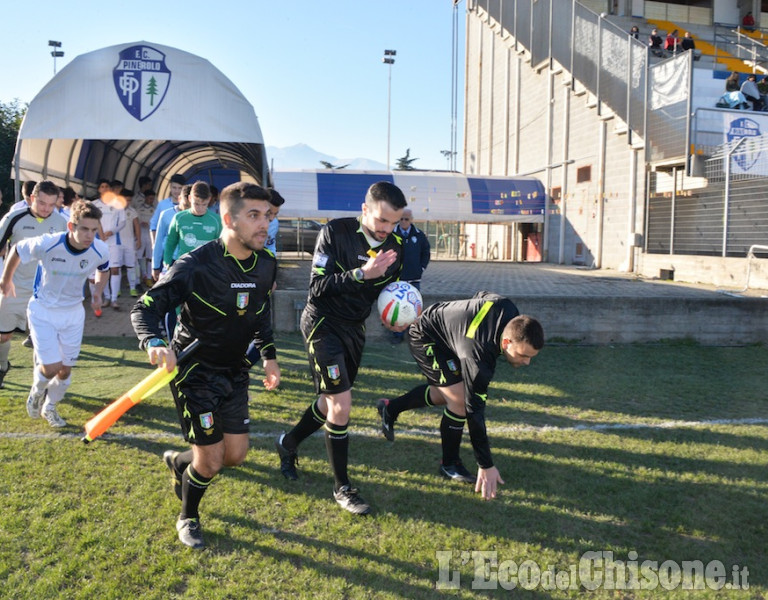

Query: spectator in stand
[[665, 29, 679, 54], [741, 74, 764, 111], [680, 32, 695, 53], [725, 72, 741, 92], [758, 76, 768, 110], [629, 25, 639, 40], [648, 29, 664, 57], [743, 11, 756, 32]]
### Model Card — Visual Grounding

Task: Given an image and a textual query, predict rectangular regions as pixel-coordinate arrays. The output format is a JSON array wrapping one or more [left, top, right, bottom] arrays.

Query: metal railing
[[713, 24, 768, 73], [471, 0, 650, 142]]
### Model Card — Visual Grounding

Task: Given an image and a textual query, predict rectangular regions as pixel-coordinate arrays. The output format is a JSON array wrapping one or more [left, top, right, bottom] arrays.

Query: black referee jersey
[[411, 291, 520, 468], [131, 239, 277, 368], [306, 217, 402, 323]]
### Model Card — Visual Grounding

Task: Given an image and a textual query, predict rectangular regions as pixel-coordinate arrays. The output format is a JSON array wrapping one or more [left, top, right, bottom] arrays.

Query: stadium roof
[[13, 41, 268, 198]]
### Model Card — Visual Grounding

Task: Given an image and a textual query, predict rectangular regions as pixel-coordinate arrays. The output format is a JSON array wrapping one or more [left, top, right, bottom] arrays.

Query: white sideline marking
[[2, 417, 768, 442]]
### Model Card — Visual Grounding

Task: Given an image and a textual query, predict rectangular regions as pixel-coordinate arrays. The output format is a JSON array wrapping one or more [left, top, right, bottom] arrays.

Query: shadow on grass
[[209, 518, 443, 599], [234, 433, 767, 587]]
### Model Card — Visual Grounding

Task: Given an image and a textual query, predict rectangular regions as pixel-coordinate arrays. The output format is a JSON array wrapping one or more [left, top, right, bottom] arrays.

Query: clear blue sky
[[1, 0, 465, 171]]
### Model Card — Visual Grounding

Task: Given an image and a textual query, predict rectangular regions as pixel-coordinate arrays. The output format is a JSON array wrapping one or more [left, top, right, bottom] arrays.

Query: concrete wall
[[464, 8, 645, 272], [637, 252, 768, 291], [272, 289, 768, 345]]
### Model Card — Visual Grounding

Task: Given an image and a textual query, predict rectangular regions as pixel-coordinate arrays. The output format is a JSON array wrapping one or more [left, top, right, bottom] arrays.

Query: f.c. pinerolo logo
[[113, 45, 171, 121], [727, 117, 762, 171]]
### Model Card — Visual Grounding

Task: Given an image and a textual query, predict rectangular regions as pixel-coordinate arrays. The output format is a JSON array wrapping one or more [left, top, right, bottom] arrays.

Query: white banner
[[649, 57, 689, 111]]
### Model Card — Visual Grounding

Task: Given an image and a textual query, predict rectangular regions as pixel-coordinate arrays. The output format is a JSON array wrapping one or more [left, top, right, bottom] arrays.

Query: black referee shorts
[[408, 325, 463, 388], [300, 310, 365, 395], [170, 360, 251, 445]]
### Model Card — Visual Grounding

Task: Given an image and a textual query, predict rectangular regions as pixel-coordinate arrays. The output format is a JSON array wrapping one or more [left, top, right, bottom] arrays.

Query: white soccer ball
[[377, 281, 423, 327]]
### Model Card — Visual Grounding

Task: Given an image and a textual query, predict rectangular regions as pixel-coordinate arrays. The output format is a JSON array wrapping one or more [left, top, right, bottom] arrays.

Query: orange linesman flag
[[82, 339, 199, 443]]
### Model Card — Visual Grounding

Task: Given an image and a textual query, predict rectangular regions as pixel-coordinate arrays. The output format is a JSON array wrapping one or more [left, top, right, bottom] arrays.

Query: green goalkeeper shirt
[[163, 209, 222, 267]]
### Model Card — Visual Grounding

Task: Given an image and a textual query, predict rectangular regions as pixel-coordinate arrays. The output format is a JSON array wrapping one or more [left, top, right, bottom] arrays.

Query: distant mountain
[[266, 143, 387, 171]]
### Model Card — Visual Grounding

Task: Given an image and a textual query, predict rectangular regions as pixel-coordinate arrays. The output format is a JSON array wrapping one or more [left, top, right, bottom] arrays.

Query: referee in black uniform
[[131, 182, 281, 548], [275, 181, 407, 515], [376, 291, 544, 500]]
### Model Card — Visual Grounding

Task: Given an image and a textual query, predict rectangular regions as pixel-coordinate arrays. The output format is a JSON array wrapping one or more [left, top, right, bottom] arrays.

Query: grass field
[[0, 334, 766, 599]]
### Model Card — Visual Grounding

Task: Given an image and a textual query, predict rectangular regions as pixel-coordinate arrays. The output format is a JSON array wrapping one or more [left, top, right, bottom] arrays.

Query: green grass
[[0, 335, 766, 599]]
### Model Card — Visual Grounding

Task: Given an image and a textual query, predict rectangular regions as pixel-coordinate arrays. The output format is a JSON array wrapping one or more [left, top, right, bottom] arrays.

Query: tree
[[319, 161, 349, 170], [0, 99, 27, 212], [395, 148, 418, 170], [146, 76, 159, 106]]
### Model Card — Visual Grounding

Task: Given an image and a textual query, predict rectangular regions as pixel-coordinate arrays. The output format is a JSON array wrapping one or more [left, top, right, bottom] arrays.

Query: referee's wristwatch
[[147, 338, 168, 348], [352, 268, 365, 282]]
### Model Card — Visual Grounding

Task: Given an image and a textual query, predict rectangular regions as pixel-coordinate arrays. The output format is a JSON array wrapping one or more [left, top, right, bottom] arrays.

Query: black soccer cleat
[[275, 433, 299, 480], [0, 361, 10, 389], [22, 336, 33, 349], [439, 461, 477, 485], [376, 398, 396, 442], [163, 450, 183, 500], [333, 485, 371, 515], [176, 517, 205, 549]]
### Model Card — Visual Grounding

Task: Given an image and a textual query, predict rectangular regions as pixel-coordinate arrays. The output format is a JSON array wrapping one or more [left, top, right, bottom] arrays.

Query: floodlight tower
[[382, 49, 396, 170], [48, 40, 64, 75]]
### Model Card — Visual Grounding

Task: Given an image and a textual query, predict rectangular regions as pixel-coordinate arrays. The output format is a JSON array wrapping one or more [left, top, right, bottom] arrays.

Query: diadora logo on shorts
[[231, 283, 256, 289], [113, 44, 171, 121]]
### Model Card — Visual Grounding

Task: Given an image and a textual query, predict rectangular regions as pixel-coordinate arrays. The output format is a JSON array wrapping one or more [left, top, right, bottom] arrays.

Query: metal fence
[[647, 125, 768, 257], [646, 51, 692, 163], [472, 0, 650, 142]]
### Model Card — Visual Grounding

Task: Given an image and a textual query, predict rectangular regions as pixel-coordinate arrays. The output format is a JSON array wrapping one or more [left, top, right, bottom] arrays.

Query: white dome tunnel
[[13, 41, 269, 200]]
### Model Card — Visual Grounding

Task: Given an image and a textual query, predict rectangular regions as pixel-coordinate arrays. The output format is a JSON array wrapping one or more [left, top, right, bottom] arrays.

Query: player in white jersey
[[0, 200, 109, 427], [93, 181, 127, 309], [118, 202, 141, 297], [0, 181, 68, 387], [135, 189, 156, 288]]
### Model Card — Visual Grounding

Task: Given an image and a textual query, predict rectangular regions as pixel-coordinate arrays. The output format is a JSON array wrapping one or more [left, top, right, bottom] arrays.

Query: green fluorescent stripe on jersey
[[176, 363, 198, 385], [192, 292, 226, 315], [466, 301, 493, 339], [306, 317, 325, 342]]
